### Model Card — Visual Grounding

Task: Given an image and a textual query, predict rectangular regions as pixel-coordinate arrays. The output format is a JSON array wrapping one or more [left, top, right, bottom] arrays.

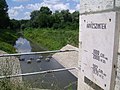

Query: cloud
[[26, 3, 41, 10], [23, 12, 31, 19], [8, 5, 24, 19], [75, 4, 80, 10], [14, 5, 24, 10], [12, 0, 29, 2], [8, 0, 79, 20], [69, 9, 75, 13], [26, 0, 61, 11], [26, 0, 70, 12], [42, 0, 69, 10], [8, 9, 19, 17], [52, 3, 70, 11], [67, 0, 79, 3], [43, 0, 60, 4]]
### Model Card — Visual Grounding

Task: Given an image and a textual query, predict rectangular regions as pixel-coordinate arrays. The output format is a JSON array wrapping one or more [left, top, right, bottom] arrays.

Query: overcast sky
[[6, 0, 79, 20]]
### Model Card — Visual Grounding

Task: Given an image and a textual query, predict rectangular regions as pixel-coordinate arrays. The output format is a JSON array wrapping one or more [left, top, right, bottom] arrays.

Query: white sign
[[80, 0, 114, 13], [80, 12, 119, 90]]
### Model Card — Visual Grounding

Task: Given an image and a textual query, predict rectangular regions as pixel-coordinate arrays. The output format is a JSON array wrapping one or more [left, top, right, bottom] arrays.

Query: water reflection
[[14, 37, 32, 53]]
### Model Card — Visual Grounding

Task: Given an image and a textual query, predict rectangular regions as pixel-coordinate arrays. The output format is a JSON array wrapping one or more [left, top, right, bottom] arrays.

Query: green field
[[24, 28, 79, 50]]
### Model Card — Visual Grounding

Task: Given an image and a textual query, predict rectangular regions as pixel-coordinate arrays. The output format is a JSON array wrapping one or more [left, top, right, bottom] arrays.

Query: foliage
[[0, 29, 18, 53], [9, 6, 79, 32], [24, 28, 79, 50], [27, 7, 79, 30], [0, 41, 15, 53], [10, 19, 21, 31], [0, 0, 9, 28]]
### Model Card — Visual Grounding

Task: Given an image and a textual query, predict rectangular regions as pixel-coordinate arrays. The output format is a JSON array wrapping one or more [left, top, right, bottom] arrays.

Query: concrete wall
[[53, 44, 78, 78], [0, 50, 22, 84]]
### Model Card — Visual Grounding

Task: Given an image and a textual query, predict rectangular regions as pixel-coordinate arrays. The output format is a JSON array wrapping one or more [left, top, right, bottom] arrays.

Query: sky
[[6, 0, 80, 20]]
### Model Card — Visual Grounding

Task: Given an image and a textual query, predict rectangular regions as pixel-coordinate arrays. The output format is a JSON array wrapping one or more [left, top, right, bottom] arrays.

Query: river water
[[14, 37, 77, 90]]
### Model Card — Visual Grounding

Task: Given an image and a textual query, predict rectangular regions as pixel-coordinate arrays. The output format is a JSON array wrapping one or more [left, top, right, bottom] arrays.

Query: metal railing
[[0, 67, 77, 79], [0, 49, 78, 57], [0, 49, 78, 79]]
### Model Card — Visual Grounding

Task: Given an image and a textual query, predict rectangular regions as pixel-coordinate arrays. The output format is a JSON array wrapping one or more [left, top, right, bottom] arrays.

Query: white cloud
[[13, 0, 29, 2], [69, 9, 75, 13], [26, 0, 61, 11], [26, 3, 41, 10], [8, 5, 24, 19], [23, 12, 31, 19], [52, 3, 70, 11], [39, 0, 70, 11], [75, 4, 80, 10], [8, 0, 78, 20], [14, 5, 24, 11], [67, 0, 79, 3], [43, 0, 60, 4], [8, 9, 19, 18], [40, 3, 52, 10], [26, 0, 70, 12]]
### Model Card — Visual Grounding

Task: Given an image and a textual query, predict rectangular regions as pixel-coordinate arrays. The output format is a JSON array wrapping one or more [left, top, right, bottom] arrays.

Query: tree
[[61, 10, 72, 23], [72, 11, 79, 23], [71, 11, 79, 29], [39, 7, 52, 15], [29, 6, 79, 30], [30, 7, 53, 28], [30, 10, 39, 20], [0, 0, 9, 28], [10, 19, 20, 30]]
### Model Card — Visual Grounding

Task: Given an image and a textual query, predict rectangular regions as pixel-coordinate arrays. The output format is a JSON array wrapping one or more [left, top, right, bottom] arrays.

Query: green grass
[[24, 28, 79, 50], [0, 29, 18, 53], [0, 41, 15, 53]]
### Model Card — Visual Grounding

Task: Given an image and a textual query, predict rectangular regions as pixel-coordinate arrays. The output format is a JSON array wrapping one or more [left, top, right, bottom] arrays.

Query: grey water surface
[[14, 37, 77, 90]]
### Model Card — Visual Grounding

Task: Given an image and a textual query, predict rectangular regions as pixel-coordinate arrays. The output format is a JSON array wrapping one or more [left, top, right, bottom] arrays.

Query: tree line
[[0, 0, 9, 29], [0, 0, 79, 30]]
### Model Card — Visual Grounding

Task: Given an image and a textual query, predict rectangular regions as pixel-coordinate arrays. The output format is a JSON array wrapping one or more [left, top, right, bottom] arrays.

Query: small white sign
[[80, 12, 119, 90]]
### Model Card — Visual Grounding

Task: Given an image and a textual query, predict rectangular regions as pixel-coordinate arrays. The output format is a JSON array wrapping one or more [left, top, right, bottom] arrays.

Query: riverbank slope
[[24, 28, 79, 50], [53, 44, 78, 78], [0, 29, 18, 53]]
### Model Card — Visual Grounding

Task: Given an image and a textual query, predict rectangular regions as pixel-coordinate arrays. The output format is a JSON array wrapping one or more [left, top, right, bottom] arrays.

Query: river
[[14, 37, 77, 90]]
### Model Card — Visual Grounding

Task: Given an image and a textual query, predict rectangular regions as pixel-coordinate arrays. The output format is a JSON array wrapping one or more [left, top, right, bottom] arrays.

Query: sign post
[[78, 0, 120, 90]]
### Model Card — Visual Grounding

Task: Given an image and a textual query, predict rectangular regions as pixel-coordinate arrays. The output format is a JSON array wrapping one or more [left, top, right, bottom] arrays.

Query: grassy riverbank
[[0, 29, 18, 53], [0, 28, 79, 53], [24, 28, 79, 50]]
